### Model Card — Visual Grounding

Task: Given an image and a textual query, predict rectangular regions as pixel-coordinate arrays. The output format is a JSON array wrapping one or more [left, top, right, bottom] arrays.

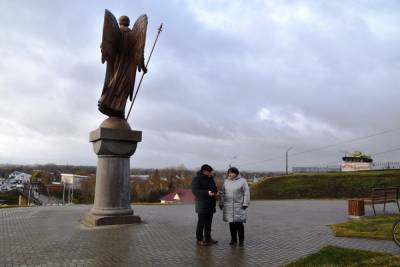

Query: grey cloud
[[0, 0, 400, 170]]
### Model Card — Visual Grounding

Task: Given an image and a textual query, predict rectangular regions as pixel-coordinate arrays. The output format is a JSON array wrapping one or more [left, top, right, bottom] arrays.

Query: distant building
[[8, 171, 31, 184], [244, 176, 259, 184], [61, 174, 90, 190], [160, 189, 195, 204], [251, 176, 259, 183], [46, 183, 65, 193], [130, 174, 150, 181]]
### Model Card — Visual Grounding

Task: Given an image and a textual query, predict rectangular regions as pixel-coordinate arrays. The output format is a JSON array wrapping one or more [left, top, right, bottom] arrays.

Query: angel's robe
[[98, 26, 138, 117]]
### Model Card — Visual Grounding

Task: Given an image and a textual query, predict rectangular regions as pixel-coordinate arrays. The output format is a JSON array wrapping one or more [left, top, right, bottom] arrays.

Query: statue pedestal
[[83, 117, 142, 226]]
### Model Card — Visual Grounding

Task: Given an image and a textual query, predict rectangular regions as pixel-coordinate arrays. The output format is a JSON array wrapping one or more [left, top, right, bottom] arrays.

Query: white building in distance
[[129, 174, 150, 181], [8, 171, 31, 184], [61, 174, 90, 190]]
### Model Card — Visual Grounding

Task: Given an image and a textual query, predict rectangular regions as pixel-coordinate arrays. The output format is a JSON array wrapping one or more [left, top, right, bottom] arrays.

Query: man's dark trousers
[[196, 213, 213, 242], [192, 170, 217, 242]]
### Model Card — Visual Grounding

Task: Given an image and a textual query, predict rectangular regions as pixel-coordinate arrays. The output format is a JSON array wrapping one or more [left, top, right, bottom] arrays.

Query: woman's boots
[[229, 222, 244, 246]]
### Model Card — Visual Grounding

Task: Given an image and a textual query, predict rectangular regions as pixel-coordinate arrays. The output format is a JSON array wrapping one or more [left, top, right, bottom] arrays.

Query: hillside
[[251, 170, 400, 199]]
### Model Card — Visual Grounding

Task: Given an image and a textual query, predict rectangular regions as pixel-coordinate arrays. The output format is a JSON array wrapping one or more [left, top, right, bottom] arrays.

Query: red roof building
[[160, 189, 195, 204]]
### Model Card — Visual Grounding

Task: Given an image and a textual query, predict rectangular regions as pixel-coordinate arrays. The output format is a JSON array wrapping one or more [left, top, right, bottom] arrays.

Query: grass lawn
[[0, 205, 29, 209], [285, 246, 400, 267], [329, 215, 400, 240], [251, 170, 400, 200]]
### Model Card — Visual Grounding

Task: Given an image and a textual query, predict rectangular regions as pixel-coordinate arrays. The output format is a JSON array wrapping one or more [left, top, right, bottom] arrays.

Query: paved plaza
[[1, 200, 399, 266]]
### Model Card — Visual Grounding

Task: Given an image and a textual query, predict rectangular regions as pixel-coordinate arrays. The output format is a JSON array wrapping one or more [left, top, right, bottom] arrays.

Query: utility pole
[[286, 147, 293, 175], [71, 180, 74, 204], [27, 184, 31, 206], [62, 182, 65, 205]]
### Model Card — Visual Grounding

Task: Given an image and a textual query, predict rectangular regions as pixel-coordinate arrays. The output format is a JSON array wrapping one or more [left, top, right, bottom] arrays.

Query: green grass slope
[[285, 246, 400, 267], [251, 170, 400, 200], [329, 214, 400, 240]]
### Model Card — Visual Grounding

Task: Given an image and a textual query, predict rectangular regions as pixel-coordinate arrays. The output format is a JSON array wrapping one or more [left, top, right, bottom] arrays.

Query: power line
[[240, 155, 284, 167], [239, 127, 400, 167], [291, 127, 400, 157], [371, 147, 400, 156]]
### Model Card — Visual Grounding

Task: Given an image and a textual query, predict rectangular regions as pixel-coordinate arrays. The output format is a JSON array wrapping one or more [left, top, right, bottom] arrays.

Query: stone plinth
[[341, 162, 371, 172], [84, 117, 142, 226]]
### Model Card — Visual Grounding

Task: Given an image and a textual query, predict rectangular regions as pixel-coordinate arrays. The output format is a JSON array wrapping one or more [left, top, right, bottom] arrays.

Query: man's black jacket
[[192, 171, 218, 214]]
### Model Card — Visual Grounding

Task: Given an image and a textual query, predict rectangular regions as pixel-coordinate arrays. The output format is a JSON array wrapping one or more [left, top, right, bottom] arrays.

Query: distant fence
[[371, 161, 400, 170], [293, 161, 400, 173], [292, 166, 341, 173]]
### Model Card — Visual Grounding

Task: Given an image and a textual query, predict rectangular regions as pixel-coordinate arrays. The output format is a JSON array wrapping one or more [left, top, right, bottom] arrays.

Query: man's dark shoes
[[239, 241, 244, 247], [229, 240, 237, 245], [197, 240, 209, 246]]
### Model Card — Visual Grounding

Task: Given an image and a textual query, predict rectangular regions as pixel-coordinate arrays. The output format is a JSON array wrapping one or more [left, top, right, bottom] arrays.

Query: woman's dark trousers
[[229, 222, 244, 243], [196, 213, 213, 242]]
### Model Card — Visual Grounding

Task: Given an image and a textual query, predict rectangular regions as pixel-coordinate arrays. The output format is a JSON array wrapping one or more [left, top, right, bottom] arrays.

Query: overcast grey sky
[[0, 0, 400, 171]]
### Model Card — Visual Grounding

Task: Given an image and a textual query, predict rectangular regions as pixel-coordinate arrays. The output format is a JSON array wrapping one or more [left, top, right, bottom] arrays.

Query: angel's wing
[[130, 14, 148, 69], [101, 9, 121, 64]]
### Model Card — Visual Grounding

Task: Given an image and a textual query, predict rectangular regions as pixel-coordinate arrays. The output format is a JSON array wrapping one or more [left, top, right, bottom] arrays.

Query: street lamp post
[[62, 182, 66, 205], [339, 150, 348, 157], [286, 147, 293, 175], [229, 156, 238, 168]]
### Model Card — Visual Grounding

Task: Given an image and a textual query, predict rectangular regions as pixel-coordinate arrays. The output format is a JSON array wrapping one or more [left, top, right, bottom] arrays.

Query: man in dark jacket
[[192, 164, 218, 246]]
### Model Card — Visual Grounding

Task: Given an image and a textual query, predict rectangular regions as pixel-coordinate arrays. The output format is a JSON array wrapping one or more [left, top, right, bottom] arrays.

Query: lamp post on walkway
[[286, 147, 293, 175], [228, 156, 238, 168], [339, 150, 348, 157]]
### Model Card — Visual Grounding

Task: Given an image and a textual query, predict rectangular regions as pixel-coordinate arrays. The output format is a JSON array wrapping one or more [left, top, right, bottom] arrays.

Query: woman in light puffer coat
[[219, 167, 250, 247]]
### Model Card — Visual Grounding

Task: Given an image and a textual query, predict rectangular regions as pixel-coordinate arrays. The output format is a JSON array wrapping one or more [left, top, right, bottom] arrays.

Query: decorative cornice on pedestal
[[90, 127, 142, 143]]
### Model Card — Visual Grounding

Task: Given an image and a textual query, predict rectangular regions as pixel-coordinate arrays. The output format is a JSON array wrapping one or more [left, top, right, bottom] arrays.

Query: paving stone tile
[[1, 201, 399, 266]]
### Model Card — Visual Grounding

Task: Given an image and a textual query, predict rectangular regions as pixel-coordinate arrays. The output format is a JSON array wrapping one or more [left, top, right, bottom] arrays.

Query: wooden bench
[[364, 187, 400, 216]]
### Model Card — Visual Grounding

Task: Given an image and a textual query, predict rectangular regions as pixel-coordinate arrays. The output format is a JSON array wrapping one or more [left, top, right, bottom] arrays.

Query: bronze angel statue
[[98, 9, 148, 118]]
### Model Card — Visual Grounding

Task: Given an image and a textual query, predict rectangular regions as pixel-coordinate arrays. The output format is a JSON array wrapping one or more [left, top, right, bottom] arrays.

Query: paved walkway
[[0, 200, 399, 266], [16, 188, 63, 206]]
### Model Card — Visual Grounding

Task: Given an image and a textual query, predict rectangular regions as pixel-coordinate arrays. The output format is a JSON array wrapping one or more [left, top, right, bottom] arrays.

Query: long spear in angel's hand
[[126, 23, 163, 120]]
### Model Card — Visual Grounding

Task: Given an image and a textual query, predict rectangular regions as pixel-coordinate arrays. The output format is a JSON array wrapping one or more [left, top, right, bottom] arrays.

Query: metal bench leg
[[383, 202, 386, 214], [372, 204, 376, 216], [397, 201, 400, 213]]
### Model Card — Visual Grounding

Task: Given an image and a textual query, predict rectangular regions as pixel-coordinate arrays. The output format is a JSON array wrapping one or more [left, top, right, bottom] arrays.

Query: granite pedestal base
[[83, 213, 141, 227], [84, 117, 142, 227]]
